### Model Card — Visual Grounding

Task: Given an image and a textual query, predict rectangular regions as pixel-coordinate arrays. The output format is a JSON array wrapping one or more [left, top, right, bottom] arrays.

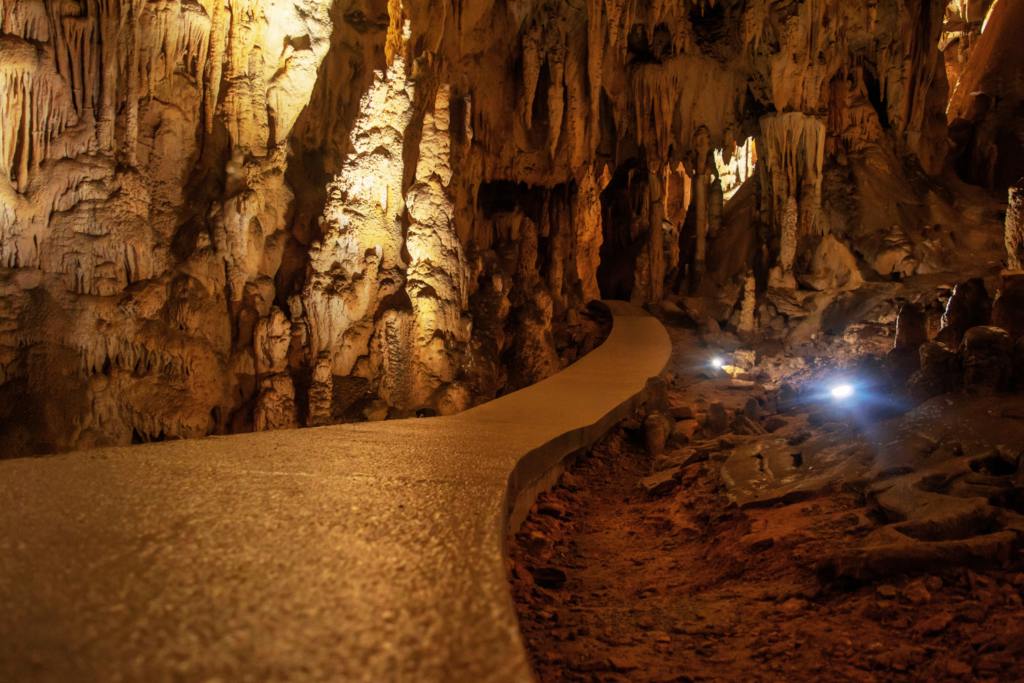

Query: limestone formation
[[1008, 179, 1024, 270], [0, 0, 999, 456]]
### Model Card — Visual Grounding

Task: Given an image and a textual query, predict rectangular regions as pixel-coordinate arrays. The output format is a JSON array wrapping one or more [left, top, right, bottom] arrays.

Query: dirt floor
[[506, 338, 1024, 683]]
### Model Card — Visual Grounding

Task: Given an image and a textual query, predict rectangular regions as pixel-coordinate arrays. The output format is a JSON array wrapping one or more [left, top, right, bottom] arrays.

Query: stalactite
[[0, 39, 79, 193], [758, 112, 826, 237], [96, 0, 119, 151], [547, 49, 565, 159], [629, 55, 742, 170], [204, 0, 229, 135], [125, 0, 143, 166], [2, 0, 51, 43], [586, 0, 604, 152], [522, 24, 542, 129], [182, 0, 212, 80]]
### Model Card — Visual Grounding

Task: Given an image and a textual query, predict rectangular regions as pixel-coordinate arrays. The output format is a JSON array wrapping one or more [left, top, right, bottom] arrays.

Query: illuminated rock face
[[0, 0, 335, 453], [946, 0, 1024, 191], [0, 0, 987, 455]]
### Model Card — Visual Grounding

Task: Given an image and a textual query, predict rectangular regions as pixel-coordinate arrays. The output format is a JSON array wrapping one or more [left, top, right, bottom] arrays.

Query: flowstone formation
[[0, 0, 335, 454], [0, 0, 1015, 456]]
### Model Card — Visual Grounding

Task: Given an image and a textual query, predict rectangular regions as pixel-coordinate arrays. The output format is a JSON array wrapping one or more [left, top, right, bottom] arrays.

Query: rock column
[[647, 170, 666, 303], [692, 127, 711, 287], [1007, 178, 1024, 270]]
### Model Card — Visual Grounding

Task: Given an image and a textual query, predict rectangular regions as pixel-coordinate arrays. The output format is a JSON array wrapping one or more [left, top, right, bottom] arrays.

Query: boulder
[[960, 326, 1014, 392], [888, 305, 928, 382], [638, 467, 682, 497], [991, 271, 1024, 339], [935, 279, 992, 347], [895, 304, 928, 350], [705, 402, 730, 437], [645, 376, 673, 415], [363, 399, 390, 422], [798, 235, 864, 291], [743, 397, 761, 422], [670, 402, 695, 420], [643, 412, 676, 455], [777, 383, 800, 413], [671, 419, 700, 444], [907, 342, 959, 403]]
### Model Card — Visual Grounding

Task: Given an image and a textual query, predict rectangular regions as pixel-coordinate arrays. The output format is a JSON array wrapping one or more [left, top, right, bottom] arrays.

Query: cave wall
[[946, 0, 1024, 191], [0, 0, 958, 456]]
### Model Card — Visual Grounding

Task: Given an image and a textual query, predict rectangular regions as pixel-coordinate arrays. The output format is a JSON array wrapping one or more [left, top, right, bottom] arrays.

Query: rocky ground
[[506, 326, 1024, 683]]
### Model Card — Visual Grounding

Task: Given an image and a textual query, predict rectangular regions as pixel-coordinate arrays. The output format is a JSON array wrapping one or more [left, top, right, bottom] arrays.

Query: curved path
[[0, 301, 670, 683]]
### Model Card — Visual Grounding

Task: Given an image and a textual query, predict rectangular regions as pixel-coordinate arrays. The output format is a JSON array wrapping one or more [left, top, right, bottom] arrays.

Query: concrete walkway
[[0, 301, 670, 683]]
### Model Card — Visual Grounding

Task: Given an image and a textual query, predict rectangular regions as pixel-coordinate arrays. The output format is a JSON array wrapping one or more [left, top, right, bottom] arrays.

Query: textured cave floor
[[506, 336, 1024, 683]]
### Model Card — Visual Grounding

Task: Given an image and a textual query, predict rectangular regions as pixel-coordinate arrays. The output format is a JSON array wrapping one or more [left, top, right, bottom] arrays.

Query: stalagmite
[[306, 355, 333, 427], [255, 307, 291, 376], [254, 374, 299, 431], [709, 178, 723, 240], [302, 20, 414, 419], [204, 0, 229, 135], [770, 195, 799, 290], [573, 167, 607, 303], [390, 84, 470, 409], [738, 273, 757, 335]]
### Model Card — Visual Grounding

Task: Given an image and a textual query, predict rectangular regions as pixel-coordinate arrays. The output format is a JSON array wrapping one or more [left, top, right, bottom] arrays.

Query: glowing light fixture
[[831, 384, 854, 400]]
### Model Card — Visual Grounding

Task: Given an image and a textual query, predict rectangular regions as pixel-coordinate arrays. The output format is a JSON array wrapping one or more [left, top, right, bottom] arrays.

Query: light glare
[[712, 358, 724, 368], [831, 384, 854, 399]]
